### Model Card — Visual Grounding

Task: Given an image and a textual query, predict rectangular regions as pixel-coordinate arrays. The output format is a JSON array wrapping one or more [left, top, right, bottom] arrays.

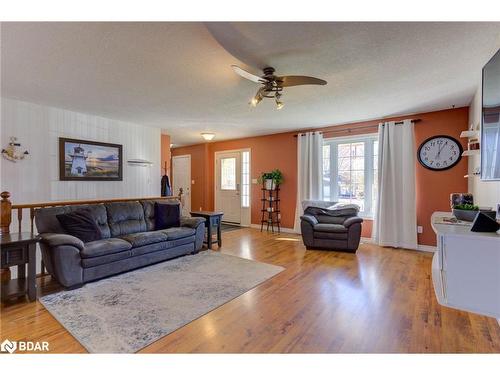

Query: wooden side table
[[190, 211, 224, 249], [0, 232, 40, 302]]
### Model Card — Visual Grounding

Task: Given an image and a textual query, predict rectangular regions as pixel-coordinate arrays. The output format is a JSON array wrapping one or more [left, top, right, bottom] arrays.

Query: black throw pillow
[[56, 209, 102, 243], [155, 202, 181, 230]]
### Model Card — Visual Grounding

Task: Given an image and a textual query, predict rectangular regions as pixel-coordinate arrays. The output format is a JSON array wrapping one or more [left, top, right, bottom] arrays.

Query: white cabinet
[[431, 212, 500, 319]]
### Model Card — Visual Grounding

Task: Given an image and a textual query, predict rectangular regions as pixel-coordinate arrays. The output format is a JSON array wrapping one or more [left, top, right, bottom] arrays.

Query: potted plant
[[452, 203, 479, 222], [258, 169, 284, 190]]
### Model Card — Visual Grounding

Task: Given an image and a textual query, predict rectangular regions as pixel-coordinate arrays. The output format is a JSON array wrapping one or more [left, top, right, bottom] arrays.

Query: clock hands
[[436, 142, 446, 159]]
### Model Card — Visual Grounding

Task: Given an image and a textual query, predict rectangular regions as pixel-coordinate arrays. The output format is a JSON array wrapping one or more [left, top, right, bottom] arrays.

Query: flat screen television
[[481, 48, 500, 181]]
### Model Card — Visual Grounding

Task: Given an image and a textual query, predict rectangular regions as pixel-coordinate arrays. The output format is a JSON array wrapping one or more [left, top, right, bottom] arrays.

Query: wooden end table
[[190, 211, 224, 249], [1, 232, 40, 302]]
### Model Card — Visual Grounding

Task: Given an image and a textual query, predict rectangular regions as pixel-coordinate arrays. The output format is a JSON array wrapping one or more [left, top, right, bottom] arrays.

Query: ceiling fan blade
[[278, 75, 327, 87], [231, 65, 266, 83]]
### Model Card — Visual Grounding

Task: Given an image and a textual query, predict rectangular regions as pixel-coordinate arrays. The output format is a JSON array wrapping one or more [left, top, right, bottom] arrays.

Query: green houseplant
[[258, 169, 284, 190], [452, 203, 480, 222]]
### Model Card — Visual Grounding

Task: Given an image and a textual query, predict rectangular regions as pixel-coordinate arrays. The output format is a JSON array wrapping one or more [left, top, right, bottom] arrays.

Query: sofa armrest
[[343, 217, 363, 228], [39, 233, 84, 251], [180, 217, 205, 229], [300, 215, 319, 226]]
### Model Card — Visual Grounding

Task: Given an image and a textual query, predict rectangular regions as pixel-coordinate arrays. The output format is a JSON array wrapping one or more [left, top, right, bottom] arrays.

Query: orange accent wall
[[171, 107, 468, 246]]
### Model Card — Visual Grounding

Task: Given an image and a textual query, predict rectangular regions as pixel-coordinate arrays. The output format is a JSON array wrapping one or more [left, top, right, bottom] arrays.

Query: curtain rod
[[293, 119, 421, 137]]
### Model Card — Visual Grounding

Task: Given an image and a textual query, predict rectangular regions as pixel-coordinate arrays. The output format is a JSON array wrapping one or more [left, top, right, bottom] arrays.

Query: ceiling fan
[[231, 65, 327, 110]]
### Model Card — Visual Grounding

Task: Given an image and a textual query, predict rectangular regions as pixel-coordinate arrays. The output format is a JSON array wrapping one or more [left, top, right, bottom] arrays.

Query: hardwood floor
[[1, 228, 499, 353]]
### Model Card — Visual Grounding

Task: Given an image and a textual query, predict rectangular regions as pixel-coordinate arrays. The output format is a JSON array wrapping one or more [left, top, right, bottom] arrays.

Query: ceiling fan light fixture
[[201, 132, 215, 141], [250, 90, 263, 107], [275, 92, 284, 110]]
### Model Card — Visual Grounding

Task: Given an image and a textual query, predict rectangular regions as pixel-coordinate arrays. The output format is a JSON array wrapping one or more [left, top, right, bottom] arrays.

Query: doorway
[[172, 155, 191, 216], [215, 149, 251, 226]]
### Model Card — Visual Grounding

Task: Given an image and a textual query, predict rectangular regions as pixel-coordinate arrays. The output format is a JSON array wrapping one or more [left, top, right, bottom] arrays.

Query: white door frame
[[214, 148, 251, 226], [172, 154, 191, 214]]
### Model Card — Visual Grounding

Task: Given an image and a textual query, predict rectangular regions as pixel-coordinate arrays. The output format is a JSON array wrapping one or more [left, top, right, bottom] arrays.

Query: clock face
[[417, 135, 463, 171]]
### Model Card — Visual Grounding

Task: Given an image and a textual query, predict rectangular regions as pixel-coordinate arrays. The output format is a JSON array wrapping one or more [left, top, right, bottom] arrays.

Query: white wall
[[468, 85, 500, 208], [1, 98, 161, 205]]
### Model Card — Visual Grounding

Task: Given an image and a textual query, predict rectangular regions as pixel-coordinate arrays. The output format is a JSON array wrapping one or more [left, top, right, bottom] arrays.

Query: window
[[220, 157, 236, 190], [322, 135, 378, 217], [241, 151, 250, 207]]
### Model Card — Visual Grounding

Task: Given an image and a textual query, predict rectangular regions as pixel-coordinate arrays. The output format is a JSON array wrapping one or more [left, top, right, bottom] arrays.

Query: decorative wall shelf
[[461, 149, 480, 157], [460, 130, 479, 138], [127, 159, 153, 166]]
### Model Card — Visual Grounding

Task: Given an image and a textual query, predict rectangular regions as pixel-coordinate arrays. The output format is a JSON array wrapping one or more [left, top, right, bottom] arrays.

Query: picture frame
[[59, 137, 123, 181]]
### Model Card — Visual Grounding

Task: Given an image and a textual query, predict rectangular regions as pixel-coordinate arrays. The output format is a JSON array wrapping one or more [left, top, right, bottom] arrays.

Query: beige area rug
[[40, 251, 284, 353]]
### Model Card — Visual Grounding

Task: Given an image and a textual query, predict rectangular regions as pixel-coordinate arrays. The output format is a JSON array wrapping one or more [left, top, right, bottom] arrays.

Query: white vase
[[265, 179, 275, 190]]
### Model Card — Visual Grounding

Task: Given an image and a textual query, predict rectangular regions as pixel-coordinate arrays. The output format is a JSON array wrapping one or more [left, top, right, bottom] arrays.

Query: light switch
[[192, 180, 195, 184], [252, 178, 258, 184], [417, 226, 423, 234]]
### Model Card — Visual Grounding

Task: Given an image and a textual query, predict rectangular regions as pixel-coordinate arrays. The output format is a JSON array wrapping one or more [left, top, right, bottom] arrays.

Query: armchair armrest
[[300, 215, 319, 226], [343, 217, 363, 228], [180, 216, 205, 229], [39, 233, 84, 251]]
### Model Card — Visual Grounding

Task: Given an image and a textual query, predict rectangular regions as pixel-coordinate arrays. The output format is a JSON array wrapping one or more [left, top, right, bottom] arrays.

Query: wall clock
[[417, 135, 463, 171]]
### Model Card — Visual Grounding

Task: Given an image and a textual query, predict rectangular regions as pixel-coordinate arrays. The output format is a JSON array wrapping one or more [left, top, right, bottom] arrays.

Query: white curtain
[[373, 120, 417, 249], [294, 131, 323, 232]]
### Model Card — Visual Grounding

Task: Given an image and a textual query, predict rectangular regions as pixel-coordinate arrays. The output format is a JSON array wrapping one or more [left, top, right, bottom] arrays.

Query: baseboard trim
[[417, 244, 437, 253], [249, 229, 437, 252], [362, 237, 436, 252], [360, 236, 374, 244], [249, 224, 298, 234]]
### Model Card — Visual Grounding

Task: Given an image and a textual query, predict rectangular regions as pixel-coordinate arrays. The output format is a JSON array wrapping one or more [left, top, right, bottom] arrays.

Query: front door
[[172, 155, 191, 216], [215, 152, 241, 224]]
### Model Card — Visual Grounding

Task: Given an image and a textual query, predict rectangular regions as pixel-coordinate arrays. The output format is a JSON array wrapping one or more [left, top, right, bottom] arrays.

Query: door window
[[221, 157, 236, 190]]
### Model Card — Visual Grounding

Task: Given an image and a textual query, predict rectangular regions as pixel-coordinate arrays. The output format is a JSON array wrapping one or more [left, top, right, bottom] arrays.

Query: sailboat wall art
[[59, 138, 123, 181]]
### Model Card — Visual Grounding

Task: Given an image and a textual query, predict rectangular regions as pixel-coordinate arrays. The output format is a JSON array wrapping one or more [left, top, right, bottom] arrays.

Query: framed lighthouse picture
[[59, 138, 123, 181]]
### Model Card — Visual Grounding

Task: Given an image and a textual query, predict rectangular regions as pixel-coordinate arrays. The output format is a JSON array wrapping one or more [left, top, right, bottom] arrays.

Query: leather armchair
[[300, 201, 363, 253]]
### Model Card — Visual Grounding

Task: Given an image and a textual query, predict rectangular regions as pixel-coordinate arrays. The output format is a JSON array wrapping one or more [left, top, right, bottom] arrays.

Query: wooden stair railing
[[0, 189, 184, 236]]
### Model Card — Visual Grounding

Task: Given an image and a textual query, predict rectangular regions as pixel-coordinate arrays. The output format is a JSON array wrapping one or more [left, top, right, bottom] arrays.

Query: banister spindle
[[0, 191, 12, 235], [30, 207, 35, 234], [17, 207, 23, 233]]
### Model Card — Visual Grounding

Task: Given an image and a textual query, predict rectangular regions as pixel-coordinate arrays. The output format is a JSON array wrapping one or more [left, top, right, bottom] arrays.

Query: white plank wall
[[1, 98, 162, 276]]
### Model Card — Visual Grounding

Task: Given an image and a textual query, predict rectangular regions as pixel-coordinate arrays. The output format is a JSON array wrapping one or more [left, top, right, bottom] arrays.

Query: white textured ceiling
[[2, 22, 500, 146]]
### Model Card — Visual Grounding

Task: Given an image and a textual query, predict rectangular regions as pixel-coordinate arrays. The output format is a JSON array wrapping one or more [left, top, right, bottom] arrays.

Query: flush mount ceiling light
[[232, 65, 327, 110], [201, 132, 215, 141]]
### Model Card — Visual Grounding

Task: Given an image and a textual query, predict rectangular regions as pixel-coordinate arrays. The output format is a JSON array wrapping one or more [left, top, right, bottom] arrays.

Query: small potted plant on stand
[[258, 169, 284, 190]]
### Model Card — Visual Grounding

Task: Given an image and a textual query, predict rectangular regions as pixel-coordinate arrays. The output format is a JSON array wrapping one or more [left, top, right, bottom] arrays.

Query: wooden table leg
[[17, 263, 26, 279], [217, 219, 222, 248], [207, 220, 213, 249], [27, 243, 36, 301]]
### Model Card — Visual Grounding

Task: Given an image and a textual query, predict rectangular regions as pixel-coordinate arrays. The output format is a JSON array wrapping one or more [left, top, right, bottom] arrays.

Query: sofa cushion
[[105, 201, 147, 237], [81, 238, 132, 258], [35, 204, 111, 238], [141, 199, 180, 231], [81, 250, 132, 268], [314, 223, 348, 233], [130, 235, 195, 257], [155, 201, 181, 230], [56, 208, 102, 243], [159, 227, 196, 240], [313, 231, 348, 240], [120, 231, 168, 248]]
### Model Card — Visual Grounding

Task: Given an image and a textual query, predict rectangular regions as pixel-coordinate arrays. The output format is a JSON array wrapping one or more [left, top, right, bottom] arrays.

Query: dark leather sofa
[[300, 200, 363, 253], [35, 200, 205, 288]]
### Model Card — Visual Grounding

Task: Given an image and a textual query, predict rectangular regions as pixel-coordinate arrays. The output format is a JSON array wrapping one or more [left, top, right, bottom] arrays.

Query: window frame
[[323, 134, 378, 218]]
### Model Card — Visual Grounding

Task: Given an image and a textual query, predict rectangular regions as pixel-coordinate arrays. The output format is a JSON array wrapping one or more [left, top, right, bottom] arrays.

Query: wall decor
[[417, 135, 463, 171], [1, 137, 29, 162], [59, 138, 122, 181]]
